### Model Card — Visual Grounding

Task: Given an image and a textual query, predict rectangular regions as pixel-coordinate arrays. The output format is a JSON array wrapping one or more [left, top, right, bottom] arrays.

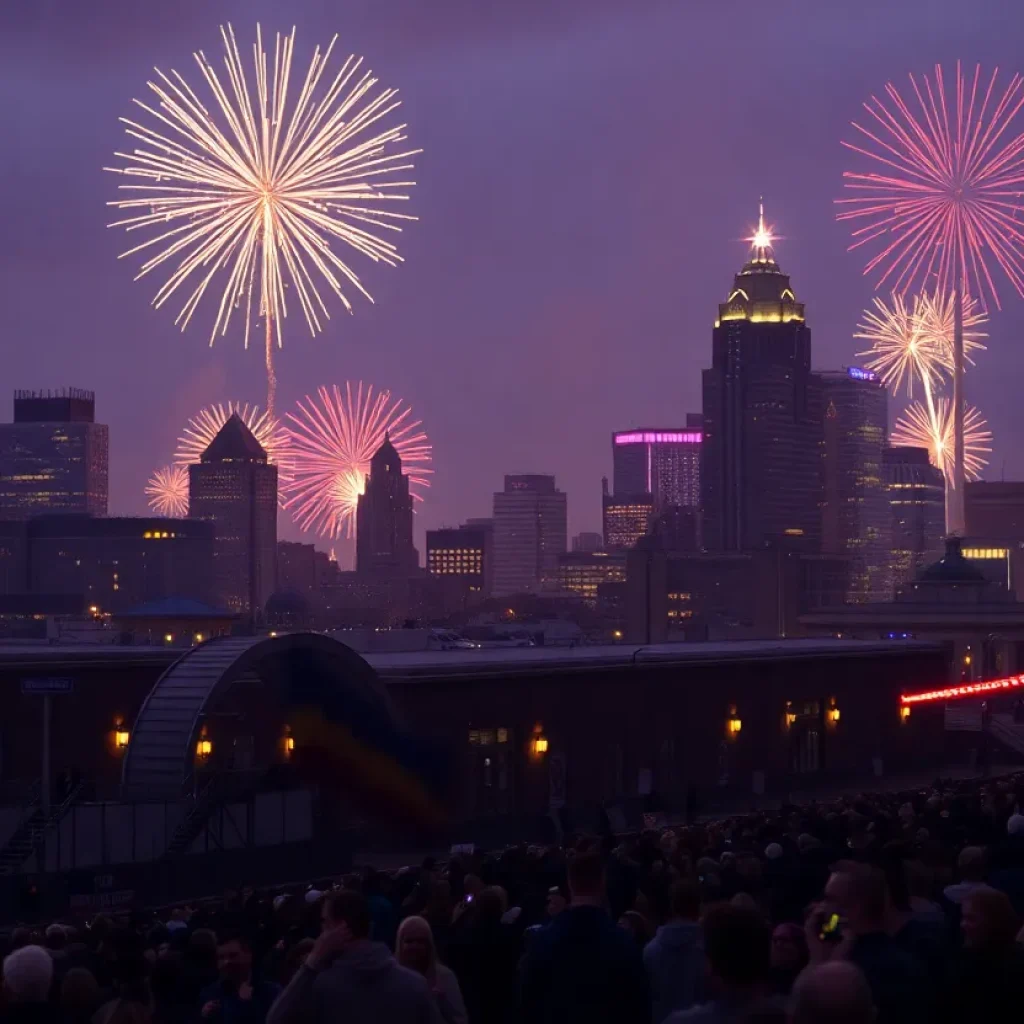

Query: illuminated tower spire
[[747, 197, 776, 263], [717, 200, 804, 326]]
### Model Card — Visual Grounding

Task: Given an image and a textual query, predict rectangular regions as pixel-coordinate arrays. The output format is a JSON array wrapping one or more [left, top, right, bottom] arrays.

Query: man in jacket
[[267, 890, 440, 1024], [519, 850, 649, 1024]]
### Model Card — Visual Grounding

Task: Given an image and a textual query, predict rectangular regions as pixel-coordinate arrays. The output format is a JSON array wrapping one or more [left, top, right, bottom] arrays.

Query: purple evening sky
[[3, 0, 1024, 564]]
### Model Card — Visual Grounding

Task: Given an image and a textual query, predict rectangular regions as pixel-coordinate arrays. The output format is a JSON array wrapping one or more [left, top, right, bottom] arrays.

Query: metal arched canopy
[[121, 632, 385, 797]]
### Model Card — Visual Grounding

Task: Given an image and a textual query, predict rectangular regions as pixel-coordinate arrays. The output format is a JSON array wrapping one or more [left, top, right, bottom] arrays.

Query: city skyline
[[6, 1, 1024, 551]]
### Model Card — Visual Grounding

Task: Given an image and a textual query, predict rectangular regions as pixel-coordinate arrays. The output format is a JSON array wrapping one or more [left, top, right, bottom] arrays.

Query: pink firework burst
[[282, 382, 432, 539], [837, 62, 1024, 305], [145, 464, 189, 518]]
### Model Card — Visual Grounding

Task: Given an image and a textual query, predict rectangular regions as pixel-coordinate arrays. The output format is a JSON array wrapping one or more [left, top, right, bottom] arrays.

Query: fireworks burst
[[856, 291, 987, 396], [282, 382, 431, 539], [145, 464, 190, 518], [891, 399, 992, 483], [106, 23, 419, 412], [175, 402, 290, 474], [838, 62, 1024, 303]]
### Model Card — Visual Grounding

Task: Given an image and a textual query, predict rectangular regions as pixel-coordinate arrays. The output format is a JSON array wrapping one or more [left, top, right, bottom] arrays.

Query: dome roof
[[918, 537, 987, 584]]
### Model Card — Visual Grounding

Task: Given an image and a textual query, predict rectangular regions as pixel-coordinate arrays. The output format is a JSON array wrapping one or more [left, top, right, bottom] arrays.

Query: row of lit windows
[[143, 531, 179, 539], [469, 728, 509, 746], [962, 548, 1009, 560], [667, 609, 694, 619], [667, 592, 692, 601], [430, 547, 484, 556]]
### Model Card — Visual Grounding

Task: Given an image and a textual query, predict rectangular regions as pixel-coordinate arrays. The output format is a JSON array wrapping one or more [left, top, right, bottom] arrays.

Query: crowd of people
[[4, 772, 1024, 1023]]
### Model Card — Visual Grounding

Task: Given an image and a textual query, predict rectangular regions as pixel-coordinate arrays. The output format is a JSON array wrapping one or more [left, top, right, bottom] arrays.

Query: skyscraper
[[0, 389, 108, 519], [426, 525, 488, 594], [492, 474, 567, 595], [821, 368, 889, 602], [188, 414, 278, 616], [701, 205, 822, 552], [884, 445, 945, 595], [356, 434, 419, 577], [602, 484, 653, 552], [612, 425, 702, 513]]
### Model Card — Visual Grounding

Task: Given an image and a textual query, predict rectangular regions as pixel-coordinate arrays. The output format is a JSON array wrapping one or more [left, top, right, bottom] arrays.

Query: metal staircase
[[0, 781, 82, 875], [989, 713, 1024, 758]]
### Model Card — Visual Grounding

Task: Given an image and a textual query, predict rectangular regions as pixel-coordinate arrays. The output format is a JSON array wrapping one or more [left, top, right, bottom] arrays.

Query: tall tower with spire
[[701, 202, 823, 552], [356, 432, 419, 576]]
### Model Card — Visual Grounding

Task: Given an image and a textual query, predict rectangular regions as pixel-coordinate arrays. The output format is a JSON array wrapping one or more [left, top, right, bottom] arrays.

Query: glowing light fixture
[[827, 698, 841, 725], [115, 729, 130, 750], [900, 706, 912, 722], [531, 723, 549, 757], [785, 702, 797, 728], [726, 703, 742, 737]]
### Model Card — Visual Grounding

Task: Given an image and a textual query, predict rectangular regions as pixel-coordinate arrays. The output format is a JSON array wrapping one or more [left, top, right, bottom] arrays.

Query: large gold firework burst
[[891, 399, 992, 485], [106, 23, 419, 412]]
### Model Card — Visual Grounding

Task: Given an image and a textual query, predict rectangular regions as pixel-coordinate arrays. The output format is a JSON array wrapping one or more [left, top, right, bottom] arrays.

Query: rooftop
[[0, 636, 941, 680]]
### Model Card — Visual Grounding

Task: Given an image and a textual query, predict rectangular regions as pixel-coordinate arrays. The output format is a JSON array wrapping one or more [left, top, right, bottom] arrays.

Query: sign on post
[[21, 678, 74, 695]]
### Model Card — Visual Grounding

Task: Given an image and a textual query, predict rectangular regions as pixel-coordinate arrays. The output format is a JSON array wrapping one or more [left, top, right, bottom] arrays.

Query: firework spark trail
[[838, 62, 1024, 305], [282, 382, 431, 539], [174, 401, 291, 478], [106, 24, 419, 413], [145, 464, 190, 517], [891, 399, 992, 484], [856, 289, 988, 444]]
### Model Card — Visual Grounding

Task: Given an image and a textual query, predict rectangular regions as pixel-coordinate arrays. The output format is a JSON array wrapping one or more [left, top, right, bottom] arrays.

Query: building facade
[[426, 525, 488, 595], [557, 550, 626, 605], [602, 477, 653, 552], [492, 475, 567, 595], [884, 446, 945, 596], [701, 211, 822, 552], [821, 368, 889, 602], [965, 482, 1024, 542], [0, 389, 109, 519], [188, 415, 278, 617], [612, 425, 702, 514], [0, 515, 215, 612], [572, 531, 604, 554], [356, 434, 419, 577]]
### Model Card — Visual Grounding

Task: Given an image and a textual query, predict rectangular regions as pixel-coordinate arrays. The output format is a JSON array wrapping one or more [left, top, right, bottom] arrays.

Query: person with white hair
[[2, 944, 56, 1020]]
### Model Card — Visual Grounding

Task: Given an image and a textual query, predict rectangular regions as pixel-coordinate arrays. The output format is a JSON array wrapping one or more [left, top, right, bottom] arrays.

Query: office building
[[649, 504, 699, 553], [277, 541, 319, 598], [883, 445, 945, 596], [492, 474, 567, 595], [426, 525, 488, 594], [557, 550, 626, 605], [0, 389, 109, 519], [189, 414, 278, 616], [821, 368, 889, 602], [965, 482, 1024, 541], [572, 531, 604, 554], [22, 515, 215, 612], [602, 481, 653, 552], [701, 207, 822, 552], [612, 424, 702, 514], [356, 434, 419, 577]]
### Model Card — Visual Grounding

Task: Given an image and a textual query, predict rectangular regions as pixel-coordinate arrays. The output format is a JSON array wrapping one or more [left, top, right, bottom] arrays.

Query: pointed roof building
[[201, 413, 268, 463]]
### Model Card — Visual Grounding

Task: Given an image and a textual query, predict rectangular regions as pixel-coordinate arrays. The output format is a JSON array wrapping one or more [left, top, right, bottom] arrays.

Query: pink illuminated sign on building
[[614, 431, 702, 445]]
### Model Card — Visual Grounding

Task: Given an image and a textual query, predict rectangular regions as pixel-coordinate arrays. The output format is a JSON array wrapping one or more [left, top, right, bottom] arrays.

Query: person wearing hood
[[266, 890, 440, 1024], [645, 880, 705, 1022]]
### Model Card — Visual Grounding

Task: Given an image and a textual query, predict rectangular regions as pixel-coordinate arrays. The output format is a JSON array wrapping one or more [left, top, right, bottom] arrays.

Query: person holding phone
[[198, 934, 280, 1024], [805, 862, 929, 1024]]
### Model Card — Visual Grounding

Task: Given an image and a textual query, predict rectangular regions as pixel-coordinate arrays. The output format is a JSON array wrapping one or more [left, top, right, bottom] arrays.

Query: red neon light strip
[[901, 675, 1024, 705]]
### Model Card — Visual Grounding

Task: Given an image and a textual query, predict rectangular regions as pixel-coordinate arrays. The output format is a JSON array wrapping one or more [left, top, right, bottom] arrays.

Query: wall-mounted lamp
[[827, 698, 841, 725], [727, 703, 742, 738]]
